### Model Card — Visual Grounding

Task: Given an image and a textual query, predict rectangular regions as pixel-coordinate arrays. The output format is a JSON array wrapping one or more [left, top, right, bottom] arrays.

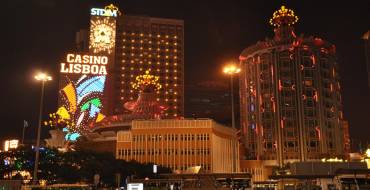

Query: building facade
[[239, 6, 346, 166], [116, 119, 239, 173], [98, 14, 184, 117], [363, 30, 370, 92]]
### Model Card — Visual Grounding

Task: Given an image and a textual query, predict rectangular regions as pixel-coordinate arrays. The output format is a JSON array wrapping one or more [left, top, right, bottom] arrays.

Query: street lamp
[[223, 64, 241, 129], [223, 63, 241, 173], [33, 72, 52, 183]]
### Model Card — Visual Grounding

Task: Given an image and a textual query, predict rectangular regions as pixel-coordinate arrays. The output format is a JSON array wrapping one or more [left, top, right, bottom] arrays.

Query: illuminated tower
[[88, 5, 184, 118], [239, 6, 346, 166], [114, 16, 184, 118]]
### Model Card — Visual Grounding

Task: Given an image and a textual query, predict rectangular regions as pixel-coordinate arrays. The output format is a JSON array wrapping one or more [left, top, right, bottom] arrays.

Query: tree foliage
[[0, 146, 171, 186]]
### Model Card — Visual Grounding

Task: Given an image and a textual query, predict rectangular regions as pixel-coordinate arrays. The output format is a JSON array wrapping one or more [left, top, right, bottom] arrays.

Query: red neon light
[[239, 55, 247, 61], [280, 119, 284, 129], [315, 126, 321, 140], [278, 80, 282, 91], [311, 55, 316, 65]]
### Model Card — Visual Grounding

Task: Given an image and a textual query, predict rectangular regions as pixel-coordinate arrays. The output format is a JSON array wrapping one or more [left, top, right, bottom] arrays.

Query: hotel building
[[88, 12, 184, 118], [239, 6, 347, 167]]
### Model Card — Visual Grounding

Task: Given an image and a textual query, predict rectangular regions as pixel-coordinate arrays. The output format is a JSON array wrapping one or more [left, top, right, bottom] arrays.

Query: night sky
[[4, 0, 370, 148]]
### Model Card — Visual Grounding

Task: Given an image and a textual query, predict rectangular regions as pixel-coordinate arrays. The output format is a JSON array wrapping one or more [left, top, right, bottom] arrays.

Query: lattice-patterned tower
[[239, 6, 346, 166]]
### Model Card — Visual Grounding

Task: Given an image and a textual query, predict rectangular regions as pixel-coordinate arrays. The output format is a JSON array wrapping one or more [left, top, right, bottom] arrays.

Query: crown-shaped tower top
[[269, 6, 299, 27]]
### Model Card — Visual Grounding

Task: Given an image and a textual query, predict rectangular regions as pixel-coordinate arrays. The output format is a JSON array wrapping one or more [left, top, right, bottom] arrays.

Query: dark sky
[[4, 0, 370, 147]]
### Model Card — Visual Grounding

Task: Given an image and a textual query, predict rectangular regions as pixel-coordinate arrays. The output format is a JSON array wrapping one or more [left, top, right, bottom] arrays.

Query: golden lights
[[89, 17, 116, 54], [269, 6, 299, 27], [132, 70, 162, 91]]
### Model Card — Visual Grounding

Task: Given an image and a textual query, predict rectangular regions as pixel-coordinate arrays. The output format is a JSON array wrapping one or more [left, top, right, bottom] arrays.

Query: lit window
[[131, 33, 135, 35], [174, 42, 177, 46], [140, 33, 143, 36], [165, 35, 169, 38], [174, 36, 177, 39], [157, 62, 160, 65], [130, 67, 134, 70], [157, 34, 161, 38]]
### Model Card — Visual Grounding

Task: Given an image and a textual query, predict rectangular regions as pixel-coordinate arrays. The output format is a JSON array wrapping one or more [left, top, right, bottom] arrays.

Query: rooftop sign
[[91, 4, 120, 17]]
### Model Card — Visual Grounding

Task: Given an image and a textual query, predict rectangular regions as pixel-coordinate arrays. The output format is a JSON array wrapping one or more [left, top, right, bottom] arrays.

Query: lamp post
[[223, 64, 241, 129], [223, 64, 240, 173], [33, 72, 52, 183]]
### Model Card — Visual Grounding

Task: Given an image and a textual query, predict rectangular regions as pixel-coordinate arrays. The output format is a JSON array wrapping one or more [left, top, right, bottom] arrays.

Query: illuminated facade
[[239, 6, 346, 166], [113, 16, 184, 118], [116, 119, 239, 173], [55, 54, 108, 140]]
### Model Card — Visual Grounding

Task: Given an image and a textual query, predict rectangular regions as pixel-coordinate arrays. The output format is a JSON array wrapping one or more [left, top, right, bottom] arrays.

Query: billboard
[[49, 5, 119, 141]]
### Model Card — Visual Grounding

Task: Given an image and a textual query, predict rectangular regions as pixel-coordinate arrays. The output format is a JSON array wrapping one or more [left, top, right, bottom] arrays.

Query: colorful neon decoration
[[46, 75, 106, 140]]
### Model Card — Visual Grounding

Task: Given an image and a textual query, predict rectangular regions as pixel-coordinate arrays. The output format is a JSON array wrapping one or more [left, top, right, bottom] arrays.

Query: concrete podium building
[[116, 119, 240, 173]]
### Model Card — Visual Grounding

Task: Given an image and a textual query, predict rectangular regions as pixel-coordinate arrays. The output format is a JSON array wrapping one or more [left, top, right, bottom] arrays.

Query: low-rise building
[[116, 119, 239, 173]]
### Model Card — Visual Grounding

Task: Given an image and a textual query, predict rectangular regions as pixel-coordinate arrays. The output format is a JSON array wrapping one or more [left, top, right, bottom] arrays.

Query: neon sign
[[60, 54, 108, 75], [91, 4, 120, 17]]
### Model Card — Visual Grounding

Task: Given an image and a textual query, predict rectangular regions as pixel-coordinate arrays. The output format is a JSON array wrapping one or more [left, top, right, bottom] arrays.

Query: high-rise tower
[[87, 5, 184, 118], [239, 6, 346, 166]]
